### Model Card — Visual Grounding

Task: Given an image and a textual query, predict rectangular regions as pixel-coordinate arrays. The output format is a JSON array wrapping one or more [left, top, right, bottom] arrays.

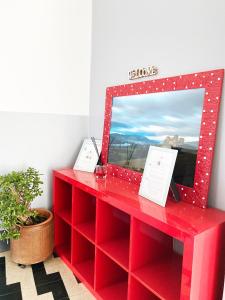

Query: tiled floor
[[0, 251, 96, 300]]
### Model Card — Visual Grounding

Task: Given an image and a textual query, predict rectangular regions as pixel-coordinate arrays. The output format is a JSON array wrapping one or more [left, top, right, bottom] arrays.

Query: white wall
[[0, 0, 92, 115], [0, 112, 88, 209], [0, 0, 92, 208], [90, 0, 225, 211]]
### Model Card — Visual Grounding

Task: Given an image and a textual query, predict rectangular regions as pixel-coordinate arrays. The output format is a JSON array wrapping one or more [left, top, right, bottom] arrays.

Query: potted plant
[[0, 167, 53, 265]]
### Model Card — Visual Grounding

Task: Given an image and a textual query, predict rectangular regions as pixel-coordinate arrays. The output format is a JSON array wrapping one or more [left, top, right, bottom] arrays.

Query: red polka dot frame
[[101, 69, 224, 208]]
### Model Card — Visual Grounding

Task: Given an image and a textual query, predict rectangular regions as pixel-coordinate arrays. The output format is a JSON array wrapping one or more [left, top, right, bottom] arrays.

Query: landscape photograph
[[108, 88, 205, 187]]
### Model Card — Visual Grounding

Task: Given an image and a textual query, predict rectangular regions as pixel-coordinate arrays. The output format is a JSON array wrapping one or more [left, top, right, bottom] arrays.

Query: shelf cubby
[[54, 216, 71, 263], [131, 218, 182, 300], [95, 249, 128, 300], [73, 188, 96, 243], [54, 177, 72, 225], [129, 276, 160, 300], [96, 201, 130, 270], [72, 230, 95, 288]]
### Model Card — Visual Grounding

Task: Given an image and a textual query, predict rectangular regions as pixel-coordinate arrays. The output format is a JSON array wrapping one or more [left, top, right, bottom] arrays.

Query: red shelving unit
[[53, 169, 225, 300]]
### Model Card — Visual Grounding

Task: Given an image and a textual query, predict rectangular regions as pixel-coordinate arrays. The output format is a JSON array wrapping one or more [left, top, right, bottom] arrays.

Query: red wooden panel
[[76, 220, 95, 243], [189, 224, 225, 300], [96, 200, 130, 244], [132, 253, 182, 300], [130, 218, 173, 270], [129, 276, 160, 300], [54, 216, 71, 263], [95, 249, 128, 299], [71, 230, 95, 287], [99, 237, 129, 271], [54, 177, 72, 223], [73, 187, 96, 226]]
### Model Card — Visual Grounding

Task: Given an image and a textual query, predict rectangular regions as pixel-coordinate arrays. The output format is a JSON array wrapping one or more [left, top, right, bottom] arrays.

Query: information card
[[73, 138, 102, 173], [139, 146, 178, 207]]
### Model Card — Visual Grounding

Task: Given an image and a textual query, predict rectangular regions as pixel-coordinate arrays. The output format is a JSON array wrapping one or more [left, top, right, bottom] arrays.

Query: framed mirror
[[101, 69, 224, 208]]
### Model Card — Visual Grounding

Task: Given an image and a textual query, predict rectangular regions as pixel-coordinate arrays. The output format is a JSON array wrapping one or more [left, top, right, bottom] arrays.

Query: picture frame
[[74, 138, 102, 173], [101, 69, 224, 207], [139, 146, 178, 207]]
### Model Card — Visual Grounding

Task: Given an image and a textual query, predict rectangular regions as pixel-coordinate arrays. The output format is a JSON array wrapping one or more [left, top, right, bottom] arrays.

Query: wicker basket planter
[[10, 208, 54, 265]]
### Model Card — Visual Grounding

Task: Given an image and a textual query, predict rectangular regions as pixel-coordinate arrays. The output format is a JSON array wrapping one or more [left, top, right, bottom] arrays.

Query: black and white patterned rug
[[0, 251, 95, 300]]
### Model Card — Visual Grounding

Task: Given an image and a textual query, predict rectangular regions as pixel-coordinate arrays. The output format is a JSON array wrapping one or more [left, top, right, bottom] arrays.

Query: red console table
[[53, 169, 225, 300]]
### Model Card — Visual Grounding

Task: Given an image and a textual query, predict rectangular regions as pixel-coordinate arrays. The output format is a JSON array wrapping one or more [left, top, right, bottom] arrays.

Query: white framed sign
[[139, 146, 178, 207], [73, 138, 102, 173]]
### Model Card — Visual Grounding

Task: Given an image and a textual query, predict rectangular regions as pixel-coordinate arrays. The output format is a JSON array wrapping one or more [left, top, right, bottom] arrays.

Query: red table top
[[54, 169, 225, 241]]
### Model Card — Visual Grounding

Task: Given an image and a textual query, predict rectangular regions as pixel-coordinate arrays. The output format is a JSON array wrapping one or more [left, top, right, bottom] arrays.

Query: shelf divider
[[75, 220, 95, 243], [99, 236, 129, 270], [132, 253, 182, 300]]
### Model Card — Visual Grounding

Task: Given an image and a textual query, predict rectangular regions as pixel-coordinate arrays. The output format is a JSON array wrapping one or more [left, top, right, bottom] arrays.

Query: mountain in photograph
[[110, 133, 151, 145], [184, 141, 198, 150]]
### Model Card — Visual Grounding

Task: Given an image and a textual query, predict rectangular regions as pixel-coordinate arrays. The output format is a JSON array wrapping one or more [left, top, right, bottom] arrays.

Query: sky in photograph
[[110, 88, 205, 146]]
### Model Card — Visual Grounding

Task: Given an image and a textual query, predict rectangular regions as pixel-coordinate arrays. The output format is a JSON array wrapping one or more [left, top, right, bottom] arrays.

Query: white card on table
[[139, 146, 178, 207], [73, 138, 102, 173]]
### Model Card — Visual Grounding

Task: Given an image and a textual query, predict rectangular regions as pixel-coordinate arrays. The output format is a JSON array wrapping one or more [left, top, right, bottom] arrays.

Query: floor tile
[[0, 251, 96, 300], [0, 291, 22, 300]]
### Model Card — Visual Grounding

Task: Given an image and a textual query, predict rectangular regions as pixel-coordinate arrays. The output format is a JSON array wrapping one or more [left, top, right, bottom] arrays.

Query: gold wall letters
[[129, 66, 158, 80]]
